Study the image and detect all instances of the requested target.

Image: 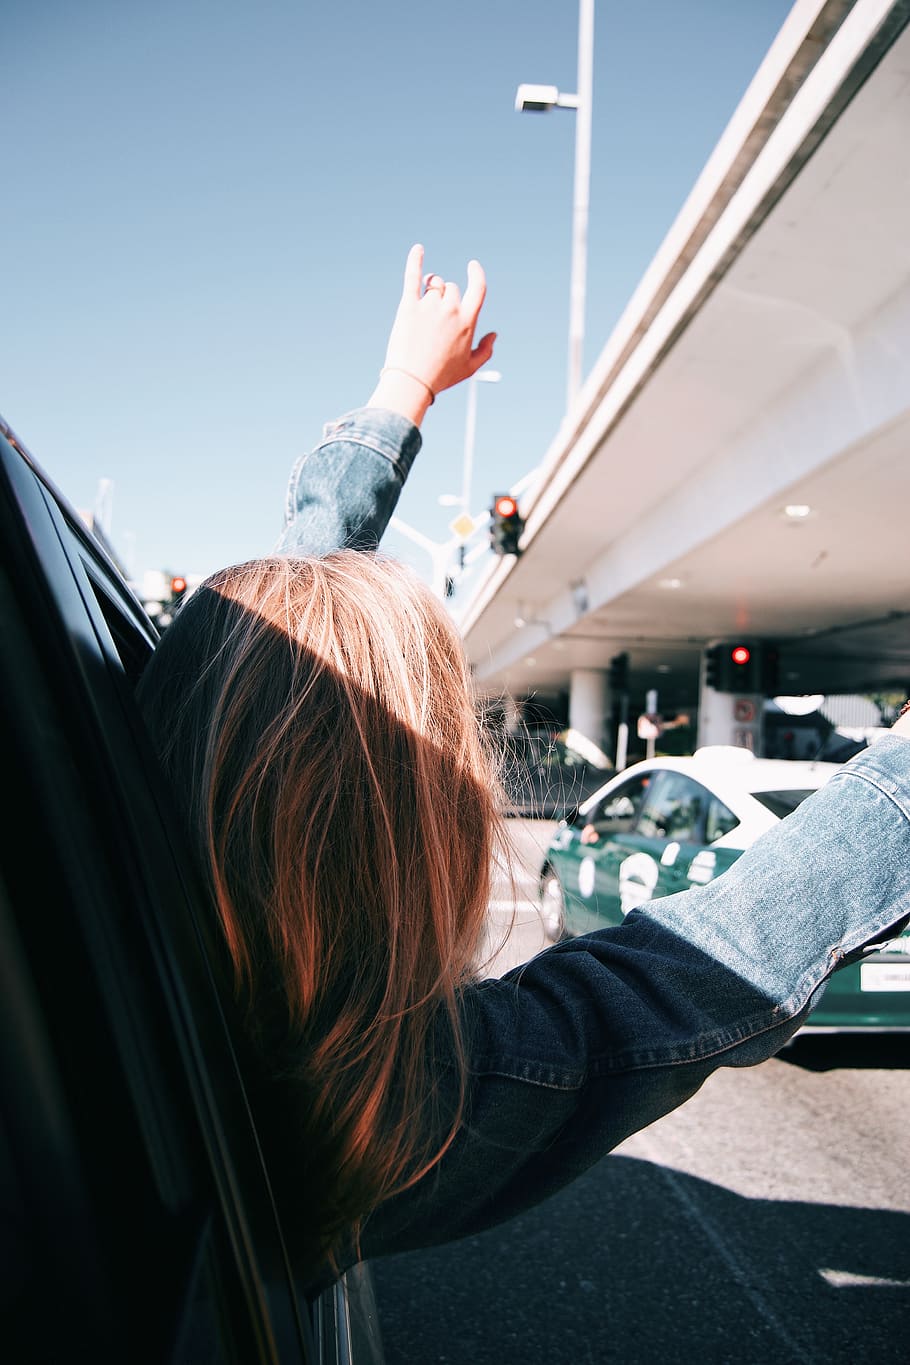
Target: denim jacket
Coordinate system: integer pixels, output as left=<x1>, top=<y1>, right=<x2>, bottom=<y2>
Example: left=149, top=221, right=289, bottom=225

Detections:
left=277, top=408, right=910, bottom=1277
left=276, top=407, right=422, bottom=558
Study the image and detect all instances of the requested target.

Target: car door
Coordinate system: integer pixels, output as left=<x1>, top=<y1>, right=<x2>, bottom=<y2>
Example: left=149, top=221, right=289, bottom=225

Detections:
left=597, top=769, right=731, bottom=917
left=0, top=425, right=384, bottom=1363
left=627, top=771, right=715, bottom=909
left=559, top=772, right=655, bottom=931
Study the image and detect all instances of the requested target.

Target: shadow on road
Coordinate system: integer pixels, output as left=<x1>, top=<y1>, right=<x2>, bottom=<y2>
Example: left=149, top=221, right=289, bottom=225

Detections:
left=371, top=1153, right=910, bottom=1365
left=781, top=1033, right=910, bottom=1071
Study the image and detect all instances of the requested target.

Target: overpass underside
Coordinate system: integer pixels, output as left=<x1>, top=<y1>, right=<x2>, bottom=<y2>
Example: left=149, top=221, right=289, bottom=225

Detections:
left=460, top=0, right=910, bottom=752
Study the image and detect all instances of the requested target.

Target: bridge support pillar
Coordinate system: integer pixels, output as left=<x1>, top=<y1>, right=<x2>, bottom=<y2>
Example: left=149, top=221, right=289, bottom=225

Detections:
left=569, top=668, right=609, bottom=752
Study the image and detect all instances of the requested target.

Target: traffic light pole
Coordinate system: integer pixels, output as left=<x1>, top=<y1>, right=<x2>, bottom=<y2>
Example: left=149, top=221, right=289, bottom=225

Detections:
left=615, top=691, right=629, bottom=771
left=389, top=516, right=459, bottom=599
left=608, top=651, right=631, bottom=769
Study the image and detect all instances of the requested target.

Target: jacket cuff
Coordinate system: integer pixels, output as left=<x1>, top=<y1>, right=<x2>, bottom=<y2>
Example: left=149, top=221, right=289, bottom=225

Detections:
left=319, top=407, right=423, bottom=482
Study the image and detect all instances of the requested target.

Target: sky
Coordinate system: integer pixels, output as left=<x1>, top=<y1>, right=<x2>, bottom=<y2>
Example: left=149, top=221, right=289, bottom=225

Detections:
left=2, top=0, right=796, bottom=598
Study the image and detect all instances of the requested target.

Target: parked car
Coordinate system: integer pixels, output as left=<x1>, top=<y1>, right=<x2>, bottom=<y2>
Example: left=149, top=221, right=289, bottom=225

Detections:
left=0, top=416, right=385, bottom=1363
left=500, top=725, right=614, bottom=819
left=537, top=746, right=910, bottom=1032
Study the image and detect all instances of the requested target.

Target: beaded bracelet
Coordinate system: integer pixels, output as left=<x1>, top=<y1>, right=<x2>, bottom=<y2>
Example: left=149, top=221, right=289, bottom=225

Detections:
left=379, top=367, right=436, bottom=405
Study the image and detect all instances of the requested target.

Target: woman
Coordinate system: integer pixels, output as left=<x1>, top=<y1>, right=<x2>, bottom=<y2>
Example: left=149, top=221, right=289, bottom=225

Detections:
left=137, top=246, right=910, bottom=1289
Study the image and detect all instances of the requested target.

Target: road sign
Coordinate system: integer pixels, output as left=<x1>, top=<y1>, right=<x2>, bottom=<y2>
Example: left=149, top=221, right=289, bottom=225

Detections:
left=449, top=512, right=476, bottom=540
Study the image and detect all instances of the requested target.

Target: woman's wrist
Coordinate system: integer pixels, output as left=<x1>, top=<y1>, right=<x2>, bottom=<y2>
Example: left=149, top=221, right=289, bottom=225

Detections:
left=366, top=368, right=435, bottom=427
left=892, top=701, right=910, bottom=738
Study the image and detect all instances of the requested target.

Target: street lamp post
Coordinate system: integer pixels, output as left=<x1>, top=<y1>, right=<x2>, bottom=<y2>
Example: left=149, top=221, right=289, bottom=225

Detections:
left=458, top=368, right=501, bottom=524
left=515, top=0, right=594, bottom=411
left=432, top=367, right=503, bottom=593
left=390, top=369, right=515, bottom=599
left=439, top=366, right=502, bottom=563
left=388, top=516, right=457, bottom=600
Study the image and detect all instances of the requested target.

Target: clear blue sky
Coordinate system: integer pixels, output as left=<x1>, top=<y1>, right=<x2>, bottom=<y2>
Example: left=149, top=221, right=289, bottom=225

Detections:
left=3, top=0, right=794, bottom=592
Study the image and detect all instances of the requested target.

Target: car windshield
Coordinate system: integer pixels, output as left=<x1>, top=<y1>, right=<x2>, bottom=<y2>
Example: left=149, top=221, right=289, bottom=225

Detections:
left=751, top=788, right=817, bottom=819
left=520, top=727, right=611, bottom=771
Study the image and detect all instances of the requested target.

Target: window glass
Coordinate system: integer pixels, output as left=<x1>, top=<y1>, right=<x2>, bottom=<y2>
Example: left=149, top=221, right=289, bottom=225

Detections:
left=532, top=730, right=610, bottom=772
left=579, top=773, right=653, bottom=842
left=706, top=795, right=739, bottom=843
left=636, top=772, right=707, bottom=843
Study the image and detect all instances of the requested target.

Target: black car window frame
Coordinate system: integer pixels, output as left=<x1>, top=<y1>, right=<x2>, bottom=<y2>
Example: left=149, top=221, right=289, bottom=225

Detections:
left=705, top=793, right=740, bottom=843
left=0, top=432, right=314, bottom=1362
left=751, top=788, right=819, bottom=820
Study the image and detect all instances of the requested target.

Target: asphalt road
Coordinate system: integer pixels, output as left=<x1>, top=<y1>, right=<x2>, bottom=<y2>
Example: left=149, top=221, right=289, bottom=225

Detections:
left=370, top=819, right=910, bottom=1365
left=474, top=816, right=558, bottom=974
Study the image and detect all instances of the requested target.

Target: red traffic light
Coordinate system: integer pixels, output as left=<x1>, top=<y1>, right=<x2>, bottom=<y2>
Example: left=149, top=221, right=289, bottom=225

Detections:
left=730, top=645, right=751, bottom=666
left=490, top=492, right=524, bottom=557
left=170, top=575, right=187, bottom=597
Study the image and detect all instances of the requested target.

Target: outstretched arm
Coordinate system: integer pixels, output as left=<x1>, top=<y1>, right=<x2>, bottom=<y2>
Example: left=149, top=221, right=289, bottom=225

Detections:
left=361, top=731, right=910, bottom=1263
left=277, top=244, right=496, bottom=557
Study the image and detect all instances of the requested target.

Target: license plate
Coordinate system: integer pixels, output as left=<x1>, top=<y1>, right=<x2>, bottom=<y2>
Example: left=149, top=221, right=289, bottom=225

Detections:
left=860, top=961, right=910, bottom=992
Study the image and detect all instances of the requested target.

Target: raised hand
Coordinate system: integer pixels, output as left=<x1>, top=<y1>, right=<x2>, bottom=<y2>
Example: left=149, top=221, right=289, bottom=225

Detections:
left=369, top=244, right=497, bottom=425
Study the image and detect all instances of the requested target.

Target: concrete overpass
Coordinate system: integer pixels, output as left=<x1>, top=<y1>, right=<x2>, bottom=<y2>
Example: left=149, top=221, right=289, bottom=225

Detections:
left=459, top=0, right=910, bottom=750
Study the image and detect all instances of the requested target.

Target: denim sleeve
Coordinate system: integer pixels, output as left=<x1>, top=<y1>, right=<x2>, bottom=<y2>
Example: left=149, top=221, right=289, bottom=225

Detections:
left=274, top=408, right=422, bottom=557
left=360, top=735, right=910, bottom=1260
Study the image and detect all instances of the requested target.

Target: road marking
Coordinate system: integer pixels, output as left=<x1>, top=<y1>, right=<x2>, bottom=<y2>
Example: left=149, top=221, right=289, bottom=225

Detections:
left=620, top=1143, right=814, bottom=1364
left=819, top=1268, right=910, bottom=1289
left=488, top=898, right=539, bottom=912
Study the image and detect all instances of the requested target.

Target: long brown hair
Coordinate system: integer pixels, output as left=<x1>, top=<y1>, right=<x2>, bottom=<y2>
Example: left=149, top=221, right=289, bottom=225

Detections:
left=136, top=552, right=506, bottom=1274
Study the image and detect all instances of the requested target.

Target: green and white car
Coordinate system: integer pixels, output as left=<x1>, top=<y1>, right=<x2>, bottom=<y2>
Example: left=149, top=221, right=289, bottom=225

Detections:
left=538, top=746, right=910, bottom=1032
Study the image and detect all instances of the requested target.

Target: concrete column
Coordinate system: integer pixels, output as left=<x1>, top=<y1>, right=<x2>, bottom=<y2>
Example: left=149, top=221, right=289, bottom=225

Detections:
left=569, top=668, right=609, bottom=750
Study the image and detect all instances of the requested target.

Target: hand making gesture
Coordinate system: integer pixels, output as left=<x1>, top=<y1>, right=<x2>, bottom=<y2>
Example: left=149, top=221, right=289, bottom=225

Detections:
left=368, top=243, right=497, bottom=425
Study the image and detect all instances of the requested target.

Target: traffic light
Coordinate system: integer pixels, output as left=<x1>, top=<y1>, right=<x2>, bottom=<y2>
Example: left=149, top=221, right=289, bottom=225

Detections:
left=489, top=494, right=524, bottom=557
left=609, top=651, right=629, bottom=692
left=167, top=575, right=189, bottom=614
left=730, top=643, right=753, bottom=685
left=704, top=641, right=753, bottom=692
left=704, top=641, right=780, bottom=693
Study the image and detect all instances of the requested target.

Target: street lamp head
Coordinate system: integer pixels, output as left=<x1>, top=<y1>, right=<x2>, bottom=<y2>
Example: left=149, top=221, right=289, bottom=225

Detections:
left=515, top=82, right=559, bottom=112
left=475, top=369, right=502, bottom=384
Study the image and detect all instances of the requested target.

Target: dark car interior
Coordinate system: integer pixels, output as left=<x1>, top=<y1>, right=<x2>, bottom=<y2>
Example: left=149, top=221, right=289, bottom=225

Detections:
left=0, top=423, right=382, bottom=1363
